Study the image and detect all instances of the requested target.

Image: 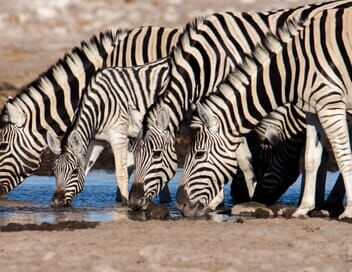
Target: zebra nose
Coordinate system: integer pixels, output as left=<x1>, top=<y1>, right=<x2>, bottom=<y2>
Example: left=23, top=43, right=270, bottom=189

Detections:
left=129, top=182, right=148, bottom=211
left=51, top=190, right=67, bottom=208
left=176, top=185, right=192, bottom=213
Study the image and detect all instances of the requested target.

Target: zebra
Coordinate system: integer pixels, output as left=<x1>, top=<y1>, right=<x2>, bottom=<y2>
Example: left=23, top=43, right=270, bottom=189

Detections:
left=176, top=7, right=352, bottom=219
left=231, top=104, right=307, bottom=206
left=258, top=108, right=352, bottom=217
left=49, top=57, right=170, bottom=207
left=128, top=0, right=351, bottom=211
left=0, top=26, right=180, bottom=199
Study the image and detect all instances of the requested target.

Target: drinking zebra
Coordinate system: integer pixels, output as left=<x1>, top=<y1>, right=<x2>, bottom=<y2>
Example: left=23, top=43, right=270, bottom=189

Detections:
left=231, top=104, right=306, bottom=206
left=49, top=58, right=170, bottom=207
left=0, top=26, right=180, bottom=199
left=177, top=7, right=352, bottom=219
left=128, top=0, right=350, bottom=210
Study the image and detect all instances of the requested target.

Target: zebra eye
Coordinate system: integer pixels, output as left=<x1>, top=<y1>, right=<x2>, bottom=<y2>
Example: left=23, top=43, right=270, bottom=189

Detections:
left=153, top=150, right=162, bottom=159
left=195, top=151, right=206, bottom=160
left=71, top=168, right=79, bottom=176
left=0, top=143, right=8, bottom=150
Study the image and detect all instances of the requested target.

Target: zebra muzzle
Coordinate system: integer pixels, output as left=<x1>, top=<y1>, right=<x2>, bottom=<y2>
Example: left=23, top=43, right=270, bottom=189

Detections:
left=128, top=182, right=150, bottom=211
left=51, top=190, right=70, bottom=208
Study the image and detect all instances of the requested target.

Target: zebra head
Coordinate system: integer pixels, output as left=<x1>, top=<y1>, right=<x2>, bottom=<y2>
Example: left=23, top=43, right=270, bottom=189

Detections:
left=51, top=131, right=85, bottom=207
left=0, top=101, right=43, bottom=197
left=176, top=103, right=239, bottom=216
left=129, top=106, right=177, bottom=210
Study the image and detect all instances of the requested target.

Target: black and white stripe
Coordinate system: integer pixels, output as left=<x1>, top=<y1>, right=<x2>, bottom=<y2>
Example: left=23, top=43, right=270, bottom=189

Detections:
left=129, top=0, right=350, bottom=210
left=231, top=104, right=306, bottom=206
left=178, top=7, right=352, bottom=219
left=50, top=58, right=170, bottom=207
left=0, top=26, right=180, bottom=196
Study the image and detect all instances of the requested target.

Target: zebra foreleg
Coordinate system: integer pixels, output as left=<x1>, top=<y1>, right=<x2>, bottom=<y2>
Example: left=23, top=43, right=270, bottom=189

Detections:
left=159, top=185, right=172, bottom=204
left=293, top=121, right=323, bottom=218
left=235, top=137, right=257, bottom=199
left=317, top=107, right=352, bottom=219
left=110, top=134, right=130, bottom=206
left=324, top=174, right=345, bottom=217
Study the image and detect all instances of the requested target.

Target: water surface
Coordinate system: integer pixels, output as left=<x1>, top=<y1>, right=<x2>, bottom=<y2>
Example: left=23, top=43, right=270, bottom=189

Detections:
left=0, top=169, right=341, bottom=226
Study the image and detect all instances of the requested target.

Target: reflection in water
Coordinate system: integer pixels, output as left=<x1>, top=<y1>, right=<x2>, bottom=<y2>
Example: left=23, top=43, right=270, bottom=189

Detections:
left=0, top=170, right=340, bottom=226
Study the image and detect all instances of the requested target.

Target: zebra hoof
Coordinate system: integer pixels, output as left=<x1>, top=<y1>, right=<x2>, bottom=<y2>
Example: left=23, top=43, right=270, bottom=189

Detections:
left=292, top=207, right=312, bottom=218
left=338, top=207, right=352, bottom=221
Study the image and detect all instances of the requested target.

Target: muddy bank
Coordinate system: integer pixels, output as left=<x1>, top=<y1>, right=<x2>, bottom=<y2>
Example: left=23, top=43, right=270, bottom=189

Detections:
left=0, top=221, right=99, bottom=232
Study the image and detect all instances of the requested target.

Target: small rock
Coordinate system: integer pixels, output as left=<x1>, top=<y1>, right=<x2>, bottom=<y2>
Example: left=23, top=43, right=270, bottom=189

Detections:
left=270, top=204, right=296, bottom=218
left=231, top=202, right=273, bottom=217
left=42, top=251, right=55, bottom=261
left=346, top=245, right=352, bottom=262
left=234, top=218, right=244, bottom=224
left=139, top=245, right=166, bottom=264
left=310, top=209, right=330, bottom=218
left=146, top=202, right=169, bottom=220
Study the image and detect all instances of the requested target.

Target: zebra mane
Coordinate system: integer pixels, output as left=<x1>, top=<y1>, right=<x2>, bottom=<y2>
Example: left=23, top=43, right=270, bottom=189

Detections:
left=171, top=15, right=207, bottom=63
left=189, top=18, right=306, bottom=128
left=141, top=15, right=209, bottom=136
left=220, top=18, right=305, bottom=95
left=1, top=28, right=129, bottom=121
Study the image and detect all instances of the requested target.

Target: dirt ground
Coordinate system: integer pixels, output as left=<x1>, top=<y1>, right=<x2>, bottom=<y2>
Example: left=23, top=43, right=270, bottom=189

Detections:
left=1, top=218, right=352, bottom=272
left=1, top=0, right=349, bottom=271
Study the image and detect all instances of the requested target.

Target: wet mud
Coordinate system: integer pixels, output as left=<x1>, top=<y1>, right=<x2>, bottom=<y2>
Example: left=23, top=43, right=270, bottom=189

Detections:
left=0, top=221, right=99, bottom=232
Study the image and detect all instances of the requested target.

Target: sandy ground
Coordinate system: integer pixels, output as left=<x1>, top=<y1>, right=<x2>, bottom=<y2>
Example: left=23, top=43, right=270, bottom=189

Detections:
left=1, top=218, right=352, bottom=272
left=1, top=0, right=349, bottom=271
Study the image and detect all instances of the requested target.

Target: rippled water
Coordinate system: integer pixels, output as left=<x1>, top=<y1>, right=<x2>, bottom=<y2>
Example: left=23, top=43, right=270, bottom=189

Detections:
left=0, top=169, right=342, bottom=226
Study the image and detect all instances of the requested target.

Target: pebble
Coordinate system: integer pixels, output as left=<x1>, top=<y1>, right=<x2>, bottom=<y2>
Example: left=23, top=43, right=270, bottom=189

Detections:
left=42, top=251, right=55, bottom=261
left=146, top=202, right=170, bottom=220
left=139, top=244, right=166, bottom=264
left=231, top=202, right=274, bottom=218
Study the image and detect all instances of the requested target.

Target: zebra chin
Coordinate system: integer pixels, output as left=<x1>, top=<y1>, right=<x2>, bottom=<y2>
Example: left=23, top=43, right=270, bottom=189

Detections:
left=128, top=182, right=150, bottom=211
left=51, top=190, right=72, bottom=208
left=176, top=185, right=208, bottom=217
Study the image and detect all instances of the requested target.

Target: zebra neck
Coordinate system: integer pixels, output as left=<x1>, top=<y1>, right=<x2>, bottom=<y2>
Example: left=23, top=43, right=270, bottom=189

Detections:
left=160, top=0, right=351, bottom=137
left=211, top=18, right=308, bottom=138
left=6, top=30, right=118, bottom=141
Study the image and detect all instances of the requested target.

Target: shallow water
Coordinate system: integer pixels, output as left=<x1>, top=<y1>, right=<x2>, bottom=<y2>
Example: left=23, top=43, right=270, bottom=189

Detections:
left=0, top=169, right=341, bottom=226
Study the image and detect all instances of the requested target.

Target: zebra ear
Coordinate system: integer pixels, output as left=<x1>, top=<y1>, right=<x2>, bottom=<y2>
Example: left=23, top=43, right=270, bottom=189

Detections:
left=5, top=102, right=26, bottom=127
left=128, top=104, right=144, bottom=138
left=47, top=131, right=62, bottom=155
left=68, top=131, right=83, bottom=155
left=196, top=102, right=219, bottom=133
left=156, top=106, right=169, bottom=131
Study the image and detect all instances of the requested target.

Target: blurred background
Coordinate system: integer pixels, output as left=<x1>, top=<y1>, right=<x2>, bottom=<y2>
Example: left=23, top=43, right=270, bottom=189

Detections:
left=0, top=0, right=321, bottom=173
